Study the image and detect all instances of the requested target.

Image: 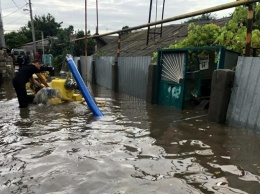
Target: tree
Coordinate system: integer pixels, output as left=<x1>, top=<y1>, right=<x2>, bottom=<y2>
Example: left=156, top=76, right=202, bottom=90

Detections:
left=49, top=25, right=74, bottom=70
left=119, top=26, right=132, bottom=35
left=73, top=30, right=85, bottom=56
left=217, top=4, right=260, bottom=54
left=5, top=32, right=28, bottom=49
left=185, top=13, right=217, bottom=23
left=4, top=13, right=97, bottom=71
left=161, top=4, right=260, bottom=56
left=87, top=36, right=96, bottom=56
left=171, top=23, right=220, bottom=48
left=4, top=13, right=63, bottom=49
left=27, top=13, right=63, bottom=42
left=71, top=30, right=96, bottom=57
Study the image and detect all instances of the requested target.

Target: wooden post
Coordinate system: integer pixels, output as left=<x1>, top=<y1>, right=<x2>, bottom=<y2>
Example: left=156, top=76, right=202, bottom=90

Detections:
left=244, top=3, right=254, bottom=56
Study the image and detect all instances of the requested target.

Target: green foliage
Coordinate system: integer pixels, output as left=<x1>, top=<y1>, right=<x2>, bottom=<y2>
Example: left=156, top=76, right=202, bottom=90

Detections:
left=5, top=13, right=62, bottom=49
left=33, top=13, right=63, bottom=39
left=50, top=25, right=74, bottom=55
left=53, top=55, right=64, bottom=72
left=216, top=20, right=246, bottom=54
left=152, top=3, right=260, bottom=60
left=231, top=6, right=247, bottom=26
left=49, top=25, right=74, bottom=70
left=4, top=11, right=97, bottom=74
left=87, top=38, right=96, bottom=56
left=119, top=26, right=132, bottom=35
left=173, top=23, right=221, bottom=48
left=254, top=3, right=260, bottom=30
left=71, top=30, right=96, bottom=56
left=48, top=27, right=97, bottom=69
left=216, top=4, right=260, bottom=54
left=185, top=13, right=217, bottom=23
left=252, top=29, right=260, bottom=53
left=5, top=32, right=28, bottom=49
left=73, top=30, right=85, bottom=56
left=93, top=50, right=106, bottom=58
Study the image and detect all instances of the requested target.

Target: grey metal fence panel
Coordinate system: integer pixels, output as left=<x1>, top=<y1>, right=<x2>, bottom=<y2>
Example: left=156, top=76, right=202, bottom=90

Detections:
left=95, top=56, right=114, bottom=89
left=80, top=56, right=87, bottom=82
left=118, top=56, right=151, bottom=100
left=73, top=57, right=80, bottom=69
left=87, top=56, right=93, bottom=82
left=79, top=56, right=93, bottom=82
left=227, top=57, right=260, bottom=130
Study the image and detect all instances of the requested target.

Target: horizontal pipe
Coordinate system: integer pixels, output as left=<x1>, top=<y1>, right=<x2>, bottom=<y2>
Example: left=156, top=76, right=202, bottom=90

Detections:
left=72, top=0, right=259, bottom=42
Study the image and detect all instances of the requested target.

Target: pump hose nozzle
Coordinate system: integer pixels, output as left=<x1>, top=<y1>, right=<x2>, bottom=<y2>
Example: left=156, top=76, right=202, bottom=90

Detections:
left=64, top=79, right=78, bottom=90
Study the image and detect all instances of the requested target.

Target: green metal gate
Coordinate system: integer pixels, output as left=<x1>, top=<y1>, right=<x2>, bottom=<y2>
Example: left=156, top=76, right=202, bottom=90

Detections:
left=154, top=46, right=238, bottom=109
left=156, top=51, right=187, bottom=109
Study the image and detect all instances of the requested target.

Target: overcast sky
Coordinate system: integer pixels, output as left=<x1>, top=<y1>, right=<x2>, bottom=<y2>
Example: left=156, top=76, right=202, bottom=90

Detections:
left=1, top=0, right=235, bottom=35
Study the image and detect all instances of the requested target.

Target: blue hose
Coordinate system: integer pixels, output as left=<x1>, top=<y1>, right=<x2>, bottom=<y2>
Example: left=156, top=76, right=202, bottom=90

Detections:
left=66, top=56, right=103, bottom=117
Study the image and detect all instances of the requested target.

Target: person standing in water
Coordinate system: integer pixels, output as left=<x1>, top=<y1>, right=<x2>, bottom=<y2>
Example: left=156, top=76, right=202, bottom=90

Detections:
left=12, top=60, right=49, bottom=108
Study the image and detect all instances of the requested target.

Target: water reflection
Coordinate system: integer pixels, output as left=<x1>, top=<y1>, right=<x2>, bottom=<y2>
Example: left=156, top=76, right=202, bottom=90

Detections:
left=0, top=80, right=259, bottom=194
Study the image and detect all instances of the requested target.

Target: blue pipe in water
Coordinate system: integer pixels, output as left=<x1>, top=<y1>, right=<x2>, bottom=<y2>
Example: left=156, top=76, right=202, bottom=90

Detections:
left=66, top=56, right=103, bottom=117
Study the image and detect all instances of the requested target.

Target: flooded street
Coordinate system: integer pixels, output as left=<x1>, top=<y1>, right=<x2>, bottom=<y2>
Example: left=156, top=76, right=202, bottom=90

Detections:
left=0, top=78, right=260, bottom=194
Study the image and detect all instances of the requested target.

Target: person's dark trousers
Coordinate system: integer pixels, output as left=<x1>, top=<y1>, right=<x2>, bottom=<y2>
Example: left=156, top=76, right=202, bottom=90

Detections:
left=12, top=78, right=29, bottom=108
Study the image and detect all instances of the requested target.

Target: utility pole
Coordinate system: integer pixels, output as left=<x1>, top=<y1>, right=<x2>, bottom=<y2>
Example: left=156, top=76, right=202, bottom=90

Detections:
left=96, top=0, right=99, bottom=35
left=41, top=31, right=44, bottom=56
left=0, top=0, right=5, bottom=48
left=29, top=0, right=36, bottom=56
left=160, top=0, right=166, bottom=38
left=245, top=3, right=254, bottom=56
left=146, top=0, right=153, bottom=45
left=85, top=0, right=88, bottom=82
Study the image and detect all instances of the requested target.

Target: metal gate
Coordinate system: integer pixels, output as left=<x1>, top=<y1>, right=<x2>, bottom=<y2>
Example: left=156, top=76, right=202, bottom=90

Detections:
left=155, top=51, right=187, bottom=109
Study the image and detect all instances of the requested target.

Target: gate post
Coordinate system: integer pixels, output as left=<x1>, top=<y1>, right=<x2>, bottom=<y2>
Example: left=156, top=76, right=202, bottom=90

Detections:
left=208, top=69, right=235, bottom=124
left=91, top=59, right=96, bottom=84
left=112, top=60, right=118, bottom=92
left=146, top=63, right=156, bottom=103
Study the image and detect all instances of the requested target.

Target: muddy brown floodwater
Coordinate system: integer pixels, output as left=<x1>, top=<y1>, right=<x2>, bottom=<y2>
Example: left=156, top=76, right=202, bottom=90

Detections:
left=0, top=78, right=260, bottom=194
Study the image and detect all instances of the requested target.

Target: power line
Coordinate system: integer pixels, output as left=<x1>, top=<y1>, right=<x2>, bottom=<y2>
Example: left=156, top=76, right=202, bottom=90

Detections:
left=3, top=4, right=27, bottom=18
left=11, top=0, right=19, bottom=9
left=4, top=14, right=29, bottom=26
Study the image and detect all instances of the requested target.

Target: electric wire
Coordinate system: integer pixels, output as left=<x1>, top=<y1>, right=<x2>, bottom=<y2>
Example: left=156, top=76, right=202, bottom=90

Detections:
left=2, top=4, right=27, bottom=18
left=4, top=14, right=29, bottom=26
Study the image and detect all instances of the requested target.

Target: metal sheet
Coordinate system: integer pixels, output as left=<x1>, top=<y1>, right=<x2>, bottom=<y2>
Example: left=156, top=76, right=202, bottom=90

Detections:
left=227, top=57, right=260, bottom=130
left=118, top=56, right=151, bottom=100
left=95, top=56, right=114, bottom=89
left=79, top=56, right=93, bottom=83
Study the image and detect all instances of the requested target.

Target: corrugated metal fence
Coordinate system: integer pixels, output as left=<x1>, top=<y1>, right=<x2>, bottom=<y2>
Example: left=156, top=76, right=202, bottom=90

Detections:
left=95, top=57, right=114, bottom=89
left=118, top=56, right=151, bottom=100
left=79, top=56, right=93, bottom=82
left=227, top=57, right=260, bottom=130
left=76, top=55, right=260, bottom=130
left=94, top=56, right=151, bottom=100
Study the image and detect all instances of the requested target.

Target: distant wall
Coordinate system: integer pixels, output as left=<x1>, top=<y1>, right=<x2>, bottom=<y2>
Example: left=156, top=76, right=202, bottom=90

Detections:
left=227, top=57, right=260, bottom=130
